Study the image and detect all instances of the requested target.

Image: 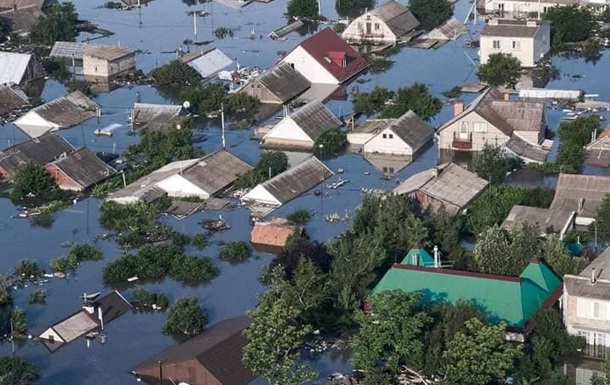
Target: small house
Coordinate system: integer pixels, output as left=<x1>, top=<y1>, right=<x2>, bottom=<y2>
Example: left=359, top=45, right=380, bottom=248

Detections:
left=0, top=52, right=45, bottom=86
left=45, top=147, right=117, bottom=191
left=280, top=28, right=369, bottom=85
left=180, top=47, right=233, bottom=79
left=49, top=41, right=89, bottom=64
left=393, top=163, right=489, bottom=216
left=341, top=0, right=420, bottom=44
left=107, top=149, right=252, bottom=204
left=424, top=18, right=468, bottom=41
left=563, top=246, right=610, bottom=359
left=549, top=173, right=610, bottom=227
left=251, top=219, right=303, bottom=249
left=501, top=205, right=574, bottom=237
left=14, top=91, right=99, bottom=138
left=0, top=134, right=73, bottom=178
left=131, top=103, right=187, bottom=132
left=585, top=125, right=610, bottom=167
left=0, top=0, right=52, bottom=36
left=239, top=62, right=310, bottom=104
left=262, top=100, right=342, bottom=150
left=480, top=19, right=550, bottom=68
left=0, top=85, right=30, bottom=117
left=132, top=316, right=254, bottom=385
left=83, top=45, right=136, bottom=79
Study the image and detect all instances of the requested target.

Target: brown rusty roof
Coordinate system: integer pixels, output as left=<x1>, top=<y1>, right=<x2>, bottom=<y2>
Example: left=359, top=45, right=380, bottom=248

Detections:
left=0, top=85, right=29, bottom=116
left=49, top=147, right=117, bottom=189
left=251, top=220, right=302, bottom=247
left=84, top=45, right=134, bottom=62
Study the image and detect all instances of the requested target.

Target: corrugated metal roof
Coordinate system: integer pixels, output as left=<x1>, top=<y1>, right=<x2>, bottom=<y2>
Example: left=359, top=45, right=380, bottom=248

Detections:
left=50, top=147, right=117, bottom=189
left=84, top=45, right=134, bottom=61
left=181, top=48, right=232, bottom=78
left=426, top=18, right=467, bottom=40
left=501, top=205, right=572, bottom=235
left=0, top=52, right=31, bottom=85
left=289, top=99, right=342, bottom=142
left=504, top=136, right=549, bottom=163
left=50, top=41, right=89, bottom=60
left=180, top=150, right=253, bottom=195
left=242, top=62, right=310, bottom=103
left=370, top=0, right=420, bottom=38
left=132, top=103, right=185, bottom=131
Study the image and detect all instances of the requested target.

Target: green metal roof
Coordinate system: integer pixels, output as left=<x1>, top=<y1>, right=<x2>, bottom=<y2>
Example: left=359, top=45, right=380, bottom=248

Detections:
left=373, top=261, right=562, bottom=328
left=400, top=247, right=435, bottom=267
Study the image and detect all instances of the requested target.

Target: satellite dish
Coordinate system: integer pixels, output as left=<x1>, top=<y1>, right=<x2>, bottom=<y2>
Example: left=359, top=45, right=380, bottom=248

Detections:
left=178, top=383, right=191, bottom=385
left=183, top=101, right=191, bottom=109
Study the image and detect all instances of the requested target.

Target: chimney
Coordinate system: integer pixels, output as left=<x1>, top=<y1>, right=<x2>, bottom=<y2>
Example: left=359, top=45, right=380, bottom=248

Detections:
left=503, top=93, right=510, bottom=101
left=412, top=252, right=417, bottom=266
left=433, top=245, right=440, bottom=268
left=453, top=101, right=464, bottom=117
left=578, top=198, right=584, bottom=213
left=591, top=129, right=597, bottom=144
left=432, top=166, right=441, bottom=177
left=592, top=268, right=597, bottom=284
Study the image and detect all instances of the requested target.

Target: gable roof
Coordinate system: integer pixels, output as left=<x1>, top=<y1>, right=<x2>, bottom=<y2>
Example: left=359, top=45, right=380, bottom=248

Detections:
left=370, top=0, right=420, bottom=38
left=501, top=205, right=573, bottom=235
left=0, top=133, right=74, bottom=177
left=295, top=28, right=369, bottom=83
left=50, top=41, right=89, bottom=60
left=0, top=52, right=31, bottom=85
left=373, top=260, right=562, bottom=328
left=251, top=219, right=302, bottom=247
left=425, top=18, right=468, bottom=40
left=384, top=110, right=434, bottom=151
left=550, top=174, right=610, bottom=218
left=565, top=246, right=610, bottom=301
left=133, top=316, right=254, bottom=385
left=248, top=62, right=310, bottom=103
left=401, top=246, right=435, bottom=267
left=0, top=85, right=29, bottom=117
left=48, top=147, right=117, bottom=189
left=180, top=47, right=233, bottom=78
left=179, top=149, right=253, bottom=195
left=132, top=103, right=185, bottom=132
left=585, top=125, right=610, bottom=167
left=504, top=136, right=549, bottom=163
left=289, top=99, right=342, bottom=142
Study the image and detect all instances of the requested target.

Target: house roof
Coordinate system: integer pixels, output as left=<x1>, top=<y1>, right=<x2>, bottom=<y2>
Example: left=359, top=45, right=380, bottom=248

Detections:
left=289, top=99, right=342, bottom=142
left=180, top=47, right=233, bottom=78
left=248, top=62, right=310, bottom=103
left=244, top=156, right=334, bottom=205
left=132, top=103, right=185, bottom=132
left=565, top=246, right=610, bottom=301
left=501, top=205, right=573, bottom=235
left=385, top=110, right=434, bottom=152
left=179, top=150, right=253, bottom=195
left=50, top=41, right=89, bottom=60
left=294, top=28, right=369, bottom=83
left=0, top=3, right=45, bottom=32
left=394, top=163, right=489, bottom=215
left=373, top=260, right=562, bottom=328
left=49, top=147, right=117, bottom=189
left=370, top=0, right=420, bottom=38
left=0, top=52, right=31, bottom=85
left=133, top=316, right=255, bottom=385
left=0, top=133, right=73, bottom=177
left=504, top=136, right=549, bottom=163
left=482, top=19, right=549, bottom=38
left=401, top=246, right=435, bottom=267
left=0, top=85, right=29, bottom=117
left=550, top=174, right=610, bottom=218
left=585, top=126, right=610, bottom=166
left=251, top=219, right=302, bottom=247
left=426, top=18, right=468, bottom=40
left=84, top=45, right=134, bottom=61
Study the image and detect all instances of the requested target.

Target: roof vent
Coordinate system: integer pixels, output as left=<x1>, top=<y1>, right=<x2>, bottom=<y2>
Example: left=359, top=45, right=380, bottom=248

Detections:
left=591, top=267, right=597, bottom=284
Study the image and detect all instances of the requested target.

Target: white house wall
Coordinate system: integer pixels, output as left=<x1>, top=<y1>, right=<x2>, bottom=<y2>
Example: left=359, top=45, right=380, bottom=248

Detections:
left=363, top=128, right=413, bottom=156
left=280, top=46, right=338, bottom=84
left=242, top=185, right=281, bottom=206
left=156, top=174, right=210, bottom=199
left=39, top=327, right=65, bottom=343
left=347, top=132, right=375, bottom=146
left=342, top=13, right=397, bottom=44
left=263, top=116, right=315, bottom=148
left=485, top=0, right=568, bottom=16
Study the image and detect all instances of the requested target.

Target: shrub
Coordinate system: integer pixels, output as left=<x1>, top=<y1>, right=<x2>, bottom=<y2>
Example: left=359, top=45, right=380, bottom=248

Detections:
left=14, top=261, right=43, bottom=282
left=163, top=297, right=207, bottom=336
left=191, top=233, right=209, bottom=250
left=219, top=241, right=253, bottom=264
left=314, top=129, right=348, bottom=157
left=131, top=289, right=169, bottom=311
left=286, top=209, right=311, bottom=225
left=50, top=244, right=103, bottom=273
left=28, top=289, right=46, bottom=305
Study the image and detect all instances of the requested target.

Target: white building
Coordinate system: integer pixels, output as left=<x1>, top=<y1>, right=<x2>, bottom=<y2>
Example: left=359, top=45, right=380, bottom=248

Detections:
left=341, top=0, right=420, bottom=44
left=480, top=19, right=550, bottom=68
left=483, top=0, right=582, bottom=17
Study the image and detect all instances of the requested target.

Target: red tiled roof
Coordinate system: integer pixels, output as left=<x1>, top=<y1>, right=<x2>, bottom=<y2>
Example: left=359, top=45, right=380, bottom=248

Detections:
left=297, top=28, right=369, bottom=83
left=250, top=221, right=302, bottom=247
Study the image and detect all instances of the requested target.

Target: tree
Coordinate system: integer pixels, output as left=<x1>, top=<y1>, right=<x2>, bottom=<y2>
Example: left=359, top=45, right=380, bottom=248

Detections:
left=234, top=151, right=288, bottom=189
left=477, top=53, right=522, bottom=88
left=152, top=60, right=202, bottom=90
left=380, top=83, right=442, bottom=121
left=473, top=144, right=522, bottom=184
left=287, top=0, right=319, bottom=19
left=162, top=297, right=207, bottom=337
left=30, top=3, right=78, bottom=45
left=540, top=235, right=588, bottom=277
left=11, top=308, right=27, bottom=338
left=443, top=318, right=521, bottom=385
left=425, top=207, right=462, bottom=260
left=543, top=6, right=595, bottom=51
left=335, top=0, right=374, bottom=18
left=286, top=209, right=311, bottom=225
left=352, top=86, right=393, bottom=115
left=555, top=115, right=600, bottom=173
left=353, top=291, right=430, bottom=372
left=409, top=0, right=453, bottom=31
left=269, top=238, right=333, bottom=280
left=314, top=129, right=348, bottom=157
left=11, top=162, right=54, bottom=200
left=219, top=241, right=252, bottom=264
left=0, top=356, right=40, bottom=385
left=597, top=194, right=610, bottom=242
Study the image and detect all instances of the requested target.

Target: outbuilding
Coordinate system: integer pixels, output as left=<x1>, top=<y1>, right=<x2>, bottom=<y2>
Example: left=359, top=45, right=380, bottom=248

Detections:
left=0, top=134, right=73, bottom=179
left=45, top=147, right=117, bottom=191
left=83, top=45, right=136, bottom=79
left=239, top=62, right=310, bottom=104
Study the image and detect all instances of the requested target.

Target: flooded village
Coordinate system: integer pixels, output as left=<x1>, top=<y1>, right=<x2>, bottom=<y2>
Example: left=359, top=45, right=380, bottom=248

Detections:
left=1, top=0, right=610, bottom=384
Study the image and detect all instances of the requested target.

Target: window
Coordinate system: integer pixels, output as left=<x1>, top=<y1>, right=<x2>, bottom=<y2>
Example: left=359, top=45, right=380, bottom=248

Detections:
left=382, top=167, right=388, bottom=173
left=492, top=40, right=501, bottom=49
left=389, top=133, right=394, bottom=139
left=389, top=167, right=395, bottom=173
left=382, top=133, right=387, bottom=139
left=374, top=23, right=380, bottom=30
left=577, top=298, right=609, bottom=320
left=473, top=122, right=488, bottom=133
left=512, top=40, right=521, bottom=50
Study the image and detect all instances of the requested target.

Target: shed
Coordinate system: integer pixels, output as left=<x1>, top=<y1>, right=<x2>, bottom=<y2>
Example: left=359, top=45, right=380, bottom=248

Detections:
left=251, top=219, right=303, bottom=248
left=14, top=91, right=99, bottom=138
left=239, top=62, right=310, bottom=104
left=0, top=52, right=44, bottom=86
left=180, top=47, right=233, bottom=79
left=0, top=133, right=74, bottom=178
left=50, top=41, right=89, bottom=61
left=362, top=110, right=434, bottom=157
left=131, top=103, right=187, bottom=132
left=550, top=174, right=610, bottom=226
left=83, top=45, right=136, bottom=79
left=45, top=147, right=117, bottom=191
left=501, top=205, right=574, bottom=237
left=262, top=100, right=342, bottom=150
left=503, top=136, right=549, bottom=164
left=133, top=316, right=254, bottom=385
left=0, top=85, right=30, bottom=117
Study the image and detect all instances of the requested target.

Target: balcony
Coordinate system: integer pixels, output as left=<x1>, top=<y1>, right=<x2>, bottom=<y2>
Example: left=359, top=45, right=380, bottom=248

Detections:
left=452, top=132, right=473, bottom=150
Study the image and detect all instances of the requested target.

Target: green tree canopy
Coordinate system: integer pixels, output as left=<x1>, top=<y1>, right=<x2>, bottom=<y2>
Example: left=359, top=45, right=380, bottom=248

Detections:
left=11, top=162, right=54, bottom=200
left=543, top=6, right=595, bottom=51
left=314, top=129, right=348, bottom=157
left=234, top=151, right=288, bottom=189
left=409, top=0, right=453, bottom=31
left=335, top=0, right=374, bottom=18
left=30, top=2, right=78, bottom=45
left=596, top=193, right=610, bottom=242
left=477, top=53, right=522, bottom=88
left=287, top=0, right=319, bottom=19
left=473, top=144, right=522, bottom=185
left=443, top=318, right=521, bottom=385
left=351, top=84, right=441, bottom=121
left=162, top=297, right=207, bottom=337
left=0, top=356, right=40, bottom=385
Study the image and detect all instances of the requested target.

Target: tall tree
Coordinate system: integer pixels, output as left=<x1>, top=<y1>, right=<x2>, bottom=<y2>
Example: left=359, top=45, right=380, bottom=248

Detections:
left=597, top=193, right=610, bottom=242
left=473, top=144, right=522, bottom=185
left=425, top=207, right=462, bottom=260
left=352, top=291, right=431, bottom=372
left=443, top=318, right=521, bottom=385
left=0, top=356, right=40, bottom=385
left=162, top=297, right=207, bottom=337
left=477, top=53, right=522, bottom=88
left=543, top=6, right=595, bottom=51
left=30, top=3, right=78, bottom=45
left=11, top=162, right=54, bottom=200
left=380, top=83, right=442, bottom=121
left=472, top=225, right=512, bottom=274
left=335, top=0, right=374, bottom=18
left=409, top=0, right=453, bottom=31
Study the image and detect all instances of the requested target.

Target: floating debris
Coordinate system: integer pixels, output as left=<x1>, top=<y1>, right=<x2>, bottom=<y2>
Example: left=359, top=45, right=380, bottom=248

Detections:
left=200, top=216, right=230, bottom=232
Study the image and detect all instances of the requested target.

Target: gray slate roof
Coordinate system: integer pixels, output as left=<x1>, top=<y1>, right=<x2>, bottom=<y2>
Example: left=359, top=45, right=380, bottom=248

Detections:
left=0, top=85, right=29, bottom=116
left=370, top=0, right=420, bottom=38
left=0, top=133, right=73, bottom=177
left=386, top=110, right=433, bottom=152
left=18, top=90, right=98, bottom=129
left=290, top=100, right=342, bottom=142
left=84, top=45, right=134, bottom=61
left=482, top=19, right=549, bottom=38
left=50, top=147, right=116, bottom=189
left=132, top=103, right=185, bottom=132
left=565, top=246, right=610, bottom=301
left=501, top=205, right=572, bottom=235
left=180, top=150, right=253, bottom=195
left=252, top=156, right=333, bottom=204
left=249, top=62, right=310, bottom=103
left=504, top=136, right=549, bottom=163
left=550, top=174, right=610, bottom=218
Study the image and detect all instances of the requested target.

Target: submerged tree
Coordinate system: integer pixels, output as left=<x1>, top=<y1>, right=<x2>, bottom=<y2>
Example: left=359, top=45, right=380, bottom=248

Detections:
left=287, top=0, right=318, bottom=19
left=314, top=129, right=348, bottom=157
left=162, top=297, right=207, bottom=337
left=335, top=0, right=374, bottom=18
left=11, top=162, right=54, bottom=200
left=0, top=356, right=40, bottom=385
left=30, top=2, right=78, bottom=45
left=477, top=53, right=522, bottom=88
left=409, top=0, right=453, bottom=31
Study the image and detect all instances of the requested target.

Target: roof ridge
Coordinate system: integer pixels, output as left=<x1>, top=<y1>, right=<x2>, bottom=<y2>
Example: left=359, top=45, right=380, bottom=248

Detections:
left=392, top=263, right=522, bottom=282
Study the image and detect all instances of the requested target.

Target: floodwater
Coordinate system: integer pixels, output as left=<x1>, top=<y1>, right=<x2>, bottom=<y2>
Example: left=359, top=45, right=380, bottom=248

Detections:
left=0, top=0, right=609, bottom=383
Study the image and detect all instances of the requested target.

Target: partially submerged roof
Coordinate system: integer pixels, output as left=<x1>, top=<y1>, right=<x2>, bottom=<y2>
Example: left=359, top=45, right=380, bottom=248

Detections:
left=0, top=52, right=32, bottom=85
left=482, top=19, right=549, bottom=38
left=0, top=0, right=46, bottom=33
left=550, top=174, right=610, bottom=218
left=179, top=150, right=253, bottom=195
left=373, top=260, right=562, bottom=328
left=0, top=133, right=73, bottom=177
left=132, top=103, right=185, bottom=131
left=385, top=110, right=434, bottom=151
left=292, top=28, right=369, bottom=83
left=504, top=136, right=549, bottom=163
left=49, top=147, right=117, bottom=189
left=425, top=18, right=468, bottom=40
left=133, top=316, right=254, bottom=385
left=370, top=0, right=420, bottom=38
left=180, top=47, right=233, bottom=78
left=84, top=45, right=134, bottom=61
left=289, top=100, right=342, bottom=142
left=246, top=62, right=310, bottom=103
left=0, top=85, right=29, bottom=117
left=251, top=219, right=302, bottom=247
left=501, top=205, right=573, bottom=235
left=50, top=41, right=89, bottom=60
left=565, top=246, right=610, bottom=301
left=49, top=310, right=99, bottom=343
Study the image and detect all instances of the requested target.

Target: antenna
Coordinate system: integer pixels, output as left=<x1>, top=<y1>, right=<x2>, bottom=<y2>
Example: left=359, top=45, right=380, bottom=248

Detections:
left=221, top=103, right=226, bottom=149
left=98, top=307, right=104, bottom=331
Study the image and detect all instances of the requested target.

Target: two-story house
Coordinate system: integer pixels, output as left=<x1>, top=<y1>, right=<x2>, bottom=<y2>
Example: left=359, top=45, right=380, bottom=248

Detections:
left=564, top=246, right=610, bottom=359
left=480, top=19, right=550, bottom=68
left=483, top=0, right=582, bottom=18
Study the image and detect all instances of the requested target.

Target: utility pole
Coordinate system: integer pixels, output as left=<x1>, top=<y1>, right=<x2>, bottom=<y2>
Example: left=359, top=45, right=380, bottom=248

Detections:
left=186, top=10, right=204, bottom=43
left=221, top=103, right=226, bottom=149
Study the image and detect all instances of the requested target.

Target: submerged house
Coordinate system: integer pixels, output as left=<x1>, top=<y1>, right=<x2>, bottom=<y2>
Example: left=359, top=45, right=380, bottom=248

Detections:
left=424, top=18, right=468, bottom=41
left=374, top=247, right=563, bottom=337
left=0, top=52, right=45, bottom=87
left=262, top=100, right=342, bottom=150
left=14, top=91, right=99, bottom=138
left=239, top=62, right=310, bottom=104
left=393, top=163, right=489, bottom=216
left=107, top=149, right=252, bottom=204
left=131, top=103, right=187, bottom=132
left=180, top=47, right=233, bottom=79
left=341, top=0, right=420, bottom=44
left=0, top=133, right=74, bottom=179
left=0, top=0, right=52, bottom=36
left=50, top=41, right=89, bottom=63
left=0, top=85, right=30, bottom=117
left=132, top=316, right=254, bottom=385
left=280, top=28, right=369, bottom=85
left=45, top=147, right=117, bottom=191
left=251, top=219, right=303, bottom=249
left=83, top=45, right=136, bottom=79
